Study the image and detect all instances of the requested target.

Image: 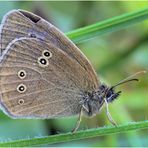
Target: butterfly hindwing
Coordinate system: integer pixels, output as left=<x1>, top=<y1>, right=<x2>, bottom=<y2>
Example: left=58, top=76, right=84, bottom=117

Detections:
left=0, top=38, right=92, bottom=118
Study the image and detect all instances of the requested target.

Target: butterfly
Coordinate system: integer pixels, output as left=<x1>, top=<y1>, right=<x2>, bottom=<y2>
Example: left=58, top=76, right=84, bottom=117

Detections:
left=0, top=10, right=140, bottom=132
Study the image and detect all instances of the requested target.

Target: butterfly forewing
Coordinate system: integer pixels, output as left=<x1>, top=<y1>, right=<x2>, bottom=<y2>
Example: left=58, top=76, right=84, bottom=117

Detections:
left=0, top=10, right=99, bottom=90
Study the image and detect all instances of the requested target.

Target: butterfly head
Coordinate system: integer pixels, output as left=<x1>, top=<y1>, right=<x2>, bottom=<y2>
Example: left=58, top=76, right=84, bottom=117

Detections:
left=98, top=84, right=121, bottom=103
left=82, top=77, right=139, bottom=117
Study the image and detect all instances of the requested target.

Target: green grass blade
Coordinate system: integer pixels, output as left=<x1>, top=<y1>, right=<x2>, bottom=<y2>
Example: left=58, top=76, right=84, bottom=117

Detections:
left=0, top=120, right=148, bottom=147
left=66, top=8, right=148, bottom=43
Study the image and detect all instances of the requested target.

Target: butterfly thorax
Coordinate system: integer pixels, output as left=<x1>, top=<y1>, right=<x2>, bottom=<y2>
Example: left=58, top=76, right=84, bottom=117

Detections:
left=81, top=84, right=121, bottom=117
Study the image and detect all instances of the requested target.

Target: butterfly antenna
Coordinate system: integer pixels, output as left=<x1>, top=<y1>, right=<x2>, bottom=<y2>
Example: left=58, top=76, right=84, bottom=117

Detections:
left=111, top=70, right=146, bottom=89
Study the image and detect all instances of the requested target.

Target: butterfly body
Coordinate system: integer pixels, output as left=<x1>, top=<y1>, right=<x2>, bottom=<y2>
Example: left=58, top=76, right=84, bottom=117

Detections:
left=81, top=85, right=121, bottom=117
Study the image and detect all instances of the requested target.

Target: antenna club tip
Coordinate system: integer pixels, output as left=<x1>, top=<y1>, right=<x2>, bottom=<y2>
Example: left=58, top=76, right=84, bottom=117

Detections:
left=132, top=78, right=139, bottom=82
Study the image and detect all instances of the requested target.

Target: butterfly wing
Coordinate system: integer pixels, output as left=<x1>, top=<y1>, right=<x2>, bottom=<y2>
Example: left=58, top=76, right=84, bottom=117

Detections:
left=0, top=9, right=99, bottom=90
left=0, top=38, right=93, bottom=118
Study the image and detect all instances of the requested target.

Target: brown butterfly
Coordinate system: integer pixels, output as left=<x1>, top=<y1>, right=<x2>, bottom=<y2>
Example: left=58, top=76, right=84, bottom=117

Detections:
left=0, top=10, right=141, bottom=133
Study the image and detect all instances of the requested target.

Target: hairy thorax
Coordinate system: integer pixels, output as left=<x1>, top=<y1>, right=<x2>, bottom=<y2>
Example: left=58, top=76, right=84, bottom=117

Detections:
left=80, top=84, right=121, bottom=117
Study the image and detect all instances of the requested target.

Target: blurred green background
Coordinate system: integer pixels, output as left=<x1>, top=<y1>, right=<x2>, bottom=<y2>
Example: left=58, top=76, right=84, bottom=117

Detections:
left=0, top=1, right=148, bottom=147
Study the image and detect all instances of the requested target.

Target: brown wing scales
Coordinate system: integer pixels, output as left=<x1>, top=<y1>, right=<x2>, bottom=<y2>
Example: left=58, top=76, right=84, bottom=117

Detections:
left=0, top=38, right=90, bottom=118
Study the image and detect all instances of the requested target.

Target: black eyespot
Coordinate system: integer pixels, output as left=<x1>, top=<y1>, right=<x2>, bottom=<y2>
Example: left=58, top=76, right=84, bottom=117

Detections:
left=44, top=51, right=50, bottom=57
left=18, top=99, right=24, bottom=105
left=18, top=70, right=26, bottom=79
left=40, top=58, right=47, bottom=65
left=20, top=72, right=25, bottom=77
left=17, top=84, right=27, bottom=93
left=19, top=86, right=25, bottom=91
left=42, top=50, right=52, bottom=59
left=38, top=57, right=49, bottom=67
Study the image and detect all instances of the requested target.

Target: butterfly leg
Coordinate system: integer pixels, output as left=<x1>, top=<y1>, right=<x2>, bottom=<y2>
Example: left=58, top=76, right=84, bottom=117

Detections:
left=104, top=98, right=117, bottom=126
left=71, top=107, right=83, bottom=133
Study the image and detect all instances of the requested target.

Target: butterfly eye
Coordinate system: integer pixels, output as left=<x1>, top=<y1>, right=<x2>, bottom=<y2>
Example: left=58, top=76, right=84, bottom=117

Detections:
left=42, top=50, right=52, bottom=59
left=38, top=57, right=49, bottom=67
left=18, top=70, right=26, bottom=79
left=17, top=84, right=27, bottom=93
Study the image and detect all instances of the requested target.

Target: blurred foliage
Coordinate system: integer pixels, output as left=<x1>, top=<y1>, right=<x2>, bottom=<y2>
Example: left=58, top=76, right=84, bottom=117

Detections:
left=0, top=1, right=148, bottom=147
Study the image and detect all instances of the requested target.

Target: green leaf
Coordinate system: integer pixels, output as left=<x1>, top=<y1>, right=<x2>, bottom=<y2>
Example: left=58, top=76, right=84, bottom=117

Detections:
left=0, top=120, right=148, bottom=147
left=66, top=8, right=148, bottom=43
